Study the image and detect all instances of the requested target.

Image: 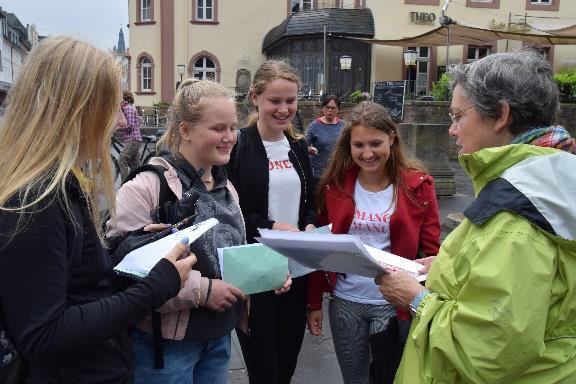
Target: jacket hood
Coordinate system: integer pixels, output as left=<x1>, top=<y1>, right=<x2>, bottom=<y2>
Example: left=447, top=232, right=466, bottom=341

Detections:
left=461, top=144, right=576, bottom=241
left=458, top=144, right=557, bottom=195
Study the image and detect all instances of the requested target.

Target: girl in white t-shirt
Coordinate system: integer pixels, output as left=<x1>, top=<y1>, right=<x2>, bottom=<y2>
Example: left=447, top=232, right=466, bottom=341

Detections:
left=228, top=60, right=317, bottom=384
left=307, top=101, right=441, bottom=384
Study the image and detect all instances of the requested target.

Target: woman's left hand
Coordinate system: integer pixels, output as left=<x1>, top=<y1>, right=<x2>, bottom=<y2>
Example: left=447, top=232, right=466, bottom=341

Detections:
left=274, top=273, right=292, bottom=295
left=375, top=270, right=426, bottom=308
left=304, top=224, right=316, bottom=232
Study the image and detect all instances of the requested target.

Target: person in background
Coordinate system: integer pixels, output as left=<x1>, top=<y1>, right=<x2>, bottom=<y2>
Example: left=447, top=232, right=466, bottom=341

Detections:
left=0, top=36, right=195, bottom=384
left=378, top=50, right=576, bottom=384
left=116, top=107, right=128, bottom=130
left=118, top=90, right=142, bottom=179
left=306, top=94, right=345, bottom=186
left=307, top=101, right=440, bottom=384
left=228, top=60, right=316, bottom=384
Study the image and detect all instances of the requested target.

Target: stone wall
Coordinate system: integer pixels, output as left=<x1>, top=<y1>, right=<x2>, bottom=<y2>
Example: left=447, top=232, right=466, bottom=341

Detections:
left=403, top=101, right=576, bottom=159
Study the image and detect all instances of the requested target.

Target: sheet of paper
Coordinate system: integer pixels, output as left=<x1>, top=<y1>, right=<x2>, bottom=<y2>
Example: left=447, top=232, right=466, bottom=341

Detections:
left=114, top=218, right=219, bottom=279
left=256, top=230, right=382, bottom=278
left=256, top=229, right=427, bottom=281
left=364, top=245, right=427, bottom=282
left=217, top=244, right=288, bottom=295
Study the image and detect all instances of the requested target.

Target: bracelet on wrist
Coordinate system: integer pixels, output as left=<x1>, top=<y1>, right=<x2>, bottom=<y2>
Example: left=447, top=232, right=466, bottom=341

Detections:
left=204, top=278, right=212, bottom=306
left=409, top=289, right=430, bottom=316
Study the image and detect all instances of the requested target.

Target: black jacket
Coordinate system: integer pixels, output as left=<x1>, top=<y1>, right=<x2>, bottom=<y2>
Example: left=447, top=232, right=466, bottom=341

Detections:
left=0, top=178, right=181, bottom=384
left=228, top=124, right=316, bottom=242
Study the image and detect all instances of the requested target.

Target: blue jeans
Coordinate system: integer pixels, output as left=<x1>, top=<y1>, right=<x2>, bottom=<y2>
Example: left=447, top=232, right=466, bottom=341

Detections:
left=132, top=329, right=231, bottom=384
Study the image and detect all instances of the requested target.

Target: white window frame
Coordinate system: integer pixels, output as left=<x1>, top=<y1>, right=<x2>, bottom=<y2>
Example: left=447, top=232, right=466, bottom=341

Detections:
left=196, top=0, right=214, bottom=21
left=530, top=0, right=551, bottom=3
left=141, top=0, right=151, bottom=22
left=141, top=57, right=152, bottom=91
left=291, top=0, right=314, bottom=11
left=193, top=57, right=216, bottom=81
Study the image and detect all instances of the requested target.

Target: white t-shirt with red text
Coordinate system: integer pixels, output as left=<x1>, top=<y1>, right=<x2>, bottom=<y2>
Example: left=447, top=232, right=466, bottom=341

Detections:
left=334, top=180, right=395, bottom=305
left=263, top=137, right=301, bottom=229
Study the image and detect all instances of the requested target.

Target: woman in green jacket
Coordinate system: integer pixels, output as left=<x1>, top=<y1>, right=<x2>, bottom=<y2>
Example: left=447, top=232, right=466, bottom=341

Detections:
left=378, top=50, right=576, bottom=383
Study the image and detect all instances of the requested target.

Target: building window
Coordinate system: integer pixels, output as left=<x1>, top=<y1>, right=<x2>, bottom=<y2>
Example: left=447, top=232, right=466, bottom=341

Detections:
left=467, top=46, right=490, bottom=62
left=466, top=0, right=500, bottom=8
left=525, top=0, right=559, bottom=10
left=192, top=0, right=219, bottom=24
left=193, top=57, right=216, bottom=80
left=141, top=58, right=152, bottom=90
left=136, top=53, right=155, bottom=94
left=291, top=0, right=314, bottom=11
left=136, top=0, right=155, bottom=24
left=141, top=0, right=151, bottom=21
left=197, top=0, right=213, bottom=20
left=189, top=51, right=221, bottom=82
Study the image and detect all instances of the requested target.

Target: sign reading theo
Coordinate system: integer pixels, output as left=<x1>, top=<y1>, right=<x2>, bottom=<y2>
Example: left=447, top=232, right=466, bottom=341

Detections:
left=410, top=12, right=436, bottom=24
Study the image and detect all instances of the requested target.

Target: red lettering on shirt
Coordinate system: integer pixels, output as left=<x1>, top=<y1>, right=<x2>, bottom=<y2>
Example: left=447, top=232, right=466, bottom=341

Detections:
left=354, top=210, right=391, bottom=223
left=269, top=160, right=293, bottom=170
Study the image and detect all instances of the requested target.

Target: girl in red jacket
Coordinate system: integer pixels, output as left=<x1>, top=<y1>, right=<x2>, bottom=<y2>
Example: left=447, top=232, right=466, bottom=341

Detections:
left=306, top=101, right=440, bottom=384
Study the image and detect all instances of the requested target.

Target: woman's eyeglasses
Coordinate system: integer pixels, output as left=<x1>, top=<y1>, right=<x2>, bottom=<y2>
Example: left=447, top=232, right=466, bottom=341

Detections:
left=324, top=106, right=338, bottom=111
left=448, top=106, right=474, bottom=124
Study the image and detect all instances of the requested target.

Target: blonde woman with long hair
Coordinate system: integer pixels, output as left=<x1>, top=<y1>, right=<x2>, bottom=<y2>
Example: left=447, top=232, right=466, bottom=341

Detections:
left=227, top=60, right=316, bottom=384
left=0, top=37, right=195, bottom=384
left=107, top=79, right=292, bottom=384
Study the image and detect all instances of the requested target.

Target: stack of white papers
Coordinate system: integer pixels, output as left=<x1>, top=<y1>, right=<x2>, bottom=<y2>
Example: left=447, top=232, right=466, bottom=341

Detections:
left=114, top=218, right=219, bottom=279
left=256, top=229, right=426, bottom=281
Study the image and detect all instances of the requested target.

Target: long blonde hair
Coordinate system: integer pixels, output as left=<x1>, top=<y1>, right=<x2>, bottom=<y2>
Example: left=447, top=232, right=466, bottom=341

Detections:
left=0, top=36, right=120, bottom=241
left=248, top=59, right=303, bottom=140
left=158, top=78, right=235, bottom=152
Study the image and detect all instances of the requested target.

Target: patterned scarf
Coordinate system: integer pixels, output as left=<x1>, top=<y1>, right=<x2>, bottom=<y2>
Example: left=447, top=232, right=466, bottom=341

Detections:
left=511, top=126, right=576, bottom=154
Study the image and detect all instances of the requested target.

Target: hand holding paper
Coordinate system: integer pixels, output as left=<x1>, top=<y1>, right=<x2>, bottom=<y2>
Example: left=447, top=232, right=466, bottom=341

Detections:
left=114, top=218, right=218, bottom=278
left=217, top=244, right=289, bottom=295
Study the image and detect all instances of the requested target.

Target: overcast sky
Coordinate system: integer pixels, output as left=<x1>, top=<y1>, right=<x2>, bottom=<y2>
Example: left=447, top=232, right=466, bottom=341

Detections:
left=0, top=1, right=129, bottom=51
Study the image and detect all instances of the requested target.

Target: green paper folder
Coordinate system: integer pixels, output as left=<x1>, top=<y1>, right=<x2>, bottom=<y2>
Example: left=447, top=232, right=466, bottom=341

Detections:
left=219, top=244, right=288, bottom=295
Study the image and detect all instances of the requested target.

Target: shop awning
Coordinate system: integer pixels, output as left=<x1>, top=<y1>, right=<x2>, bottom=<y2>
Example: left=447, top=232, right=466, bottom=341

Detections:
left=528, top=23, right=576, bottom=37
left=339, top=22, right=576, bottom=46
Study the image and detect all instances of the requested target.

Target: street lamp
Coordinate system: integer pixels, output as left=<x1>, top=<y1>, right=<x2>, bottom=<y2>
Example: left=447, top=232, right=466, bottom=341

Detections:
left=340, top=55, right=352, bottom=70
left=176, top=64, right=185, bottom=90
left=403, top=49, right=418, bottom=98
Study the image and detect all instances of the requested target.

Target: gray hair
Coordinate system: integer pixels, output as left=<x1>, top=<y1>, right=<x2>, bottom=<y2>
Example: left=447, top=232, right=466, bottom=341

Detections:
left=448, top=50, right=560, bottom=135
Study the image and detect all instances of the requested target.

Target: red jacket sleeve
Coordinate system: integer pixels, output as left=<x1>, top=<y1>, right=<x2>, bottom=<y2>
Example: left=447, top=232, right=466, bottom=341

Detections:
left=418, top=177, right=441, bottom=256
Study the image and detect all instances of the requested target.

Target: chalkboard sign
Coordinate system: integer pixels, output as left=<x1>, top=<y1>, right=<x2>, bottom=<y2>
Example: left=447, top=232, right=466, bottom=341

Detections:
left=372, top=81, right=406, bottom=122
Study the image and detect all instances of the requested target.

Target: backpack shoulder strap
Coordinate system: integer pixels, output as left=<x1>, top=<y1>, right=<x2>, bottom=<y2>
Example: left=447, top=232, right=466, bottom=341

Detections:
left=123, top=164, right=177, bottom=205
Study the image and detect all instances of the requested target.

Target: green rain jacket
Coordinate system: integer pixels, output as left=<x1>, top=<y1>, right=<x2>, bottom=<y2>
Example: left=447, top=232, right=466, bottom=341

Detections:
left=395, top=144, right=576, bottom=384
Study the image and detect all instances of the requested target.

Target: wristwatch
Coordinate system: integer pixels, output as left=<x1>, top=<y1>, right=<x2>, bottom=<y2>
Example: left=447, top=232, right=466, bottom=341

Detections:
left=409, top=289, right=430, bottom=316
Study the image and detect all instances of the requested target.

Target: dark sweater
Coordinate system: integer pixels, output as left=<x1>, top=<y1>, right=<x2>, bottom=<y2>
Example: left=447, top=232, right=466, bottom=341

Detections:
left=0, top=178, right=181, bottom=384
left=227, top=124, right=316, bottom=243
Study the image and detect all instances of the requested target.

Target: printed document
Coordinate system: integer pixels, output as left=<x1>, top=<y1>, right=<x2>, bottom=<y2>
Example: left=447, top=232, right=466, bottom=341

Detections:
left=256, top=229, right=425, bottom=281
left=114, top=218, right=219, bottom=279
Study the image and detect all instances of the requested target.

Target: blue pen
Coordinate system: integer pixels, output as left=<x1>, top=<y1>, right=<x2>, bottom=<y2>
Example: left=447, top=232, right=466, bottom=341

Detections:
left=152, top=214, right=198, bottom=241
